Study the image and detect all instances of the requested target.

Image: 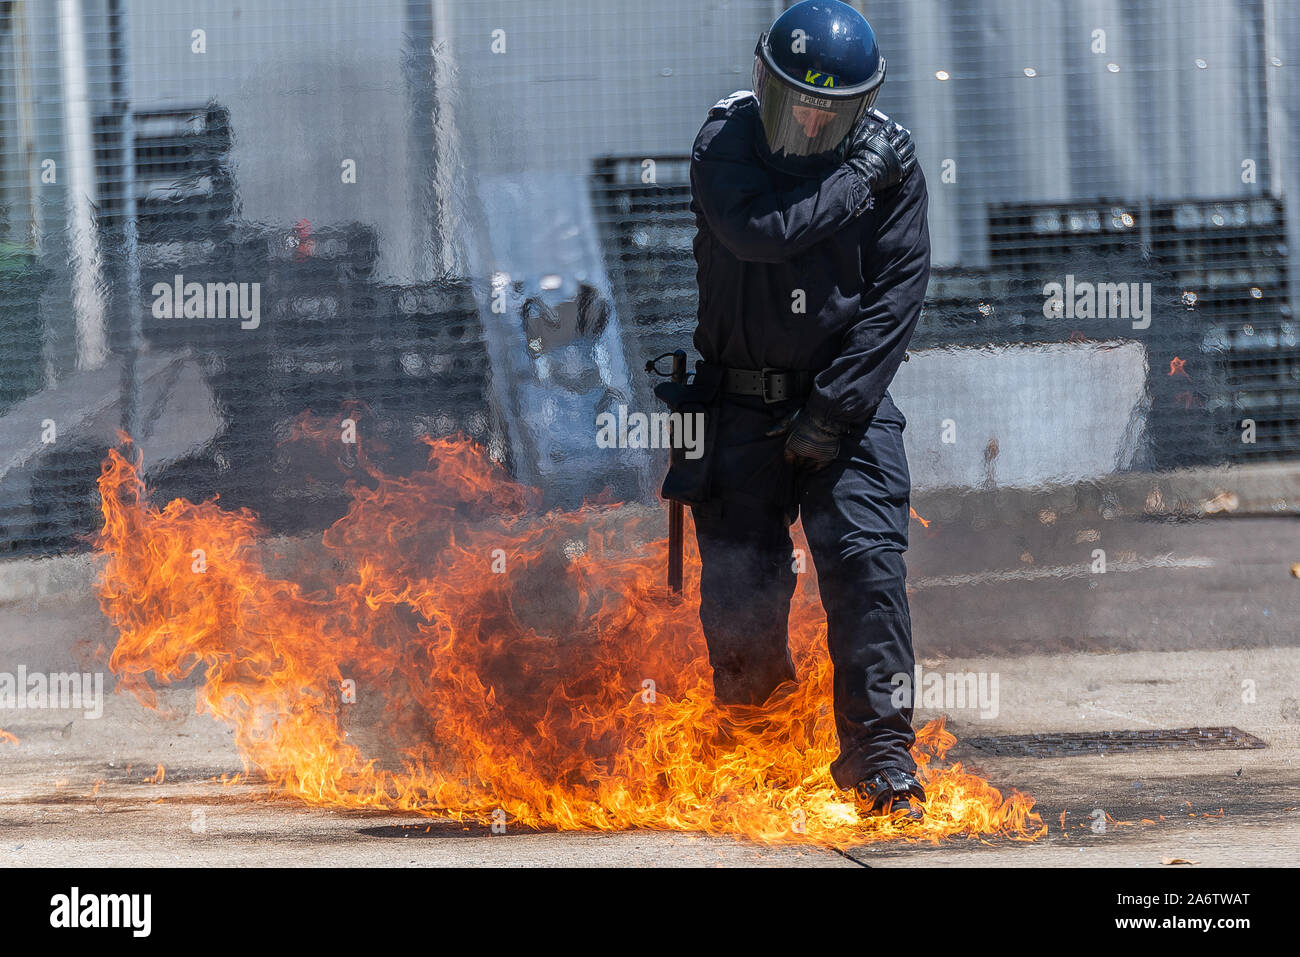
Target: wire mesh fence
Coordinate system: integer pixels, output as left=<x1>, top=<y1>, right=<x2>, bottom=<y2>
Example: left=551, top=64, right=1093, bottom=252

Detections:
left=1, top=0, right=1298, bottom=555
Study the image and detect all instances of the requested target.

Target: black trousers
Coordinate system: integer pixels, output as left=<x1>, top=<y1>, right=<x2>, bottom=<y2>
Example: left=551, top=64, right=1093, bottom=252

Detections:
left=690, top=390, right=916, bottom=789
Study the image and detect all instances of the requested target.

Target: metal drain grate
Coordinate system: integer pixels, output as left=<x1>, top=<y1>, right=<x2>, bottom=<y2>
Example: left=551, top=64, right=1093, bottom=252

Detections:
left=965, top=727, right=1267, bottom=758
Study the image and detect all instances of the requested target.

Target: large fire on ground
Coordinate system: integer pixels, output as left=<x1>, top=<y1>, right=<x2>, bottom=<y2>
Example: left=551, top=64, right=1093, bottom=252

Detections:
left=94, top=428, right=1045, bottom=848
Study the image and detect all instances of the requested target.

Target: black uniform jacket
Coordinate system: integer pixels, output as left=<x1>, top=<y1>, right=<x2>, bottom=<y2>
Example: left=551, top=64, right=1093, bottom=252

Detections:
left=689, top=92, right=931, bottom=431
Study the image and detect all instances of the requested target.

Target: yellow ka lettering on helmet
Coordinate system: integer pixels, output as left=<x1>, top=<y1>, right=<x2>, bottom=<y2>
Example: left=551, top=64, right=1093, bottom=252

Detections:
left=803, top=70, right=836, bottom=87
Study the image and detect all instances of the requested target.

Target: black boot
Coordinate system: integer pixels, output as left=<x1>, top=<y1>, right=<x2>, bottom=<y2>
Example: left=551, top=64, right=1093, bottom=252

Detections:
left=854, top=767, right=926, bottom=821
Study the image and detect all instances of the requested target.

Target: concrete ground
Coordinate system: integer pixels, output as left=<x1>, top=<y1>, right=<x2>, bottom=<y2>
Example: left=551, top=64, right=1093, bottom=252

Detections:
left=3, top=507, right=1299, bottom=867
left=1, top=646, right=1296, bottom=867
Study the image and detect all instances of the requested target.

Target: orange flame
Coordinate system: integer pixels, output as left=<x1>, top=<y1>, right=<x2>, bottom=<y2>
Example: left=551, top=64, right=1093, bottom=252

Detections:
left=94, top=430, right=1043, bottom=848
left=0, top=729, right=17, bottom=745
left=909, top=506, right=931, bottom=529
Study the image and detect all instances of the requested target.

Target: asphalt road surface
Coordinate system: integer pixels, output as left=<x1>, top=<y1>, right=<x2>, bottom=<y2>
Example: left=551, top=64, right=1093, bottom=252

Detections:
left=2, top=514, right=1297, bottom=866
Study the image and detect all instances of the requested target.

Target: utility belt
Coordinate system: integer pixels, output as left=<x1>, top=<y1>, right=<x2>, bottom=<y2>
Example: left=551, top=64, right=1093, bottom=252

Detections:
left=649, top=359, right=813, bottom=506
left=721, top=366, right=813, bottom=403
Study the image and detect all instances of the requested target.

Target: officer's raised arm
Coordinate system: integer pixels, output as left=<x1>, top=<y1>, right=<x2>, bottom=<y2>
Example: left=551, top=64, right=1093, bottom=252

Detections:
left=691, top=113, right=867, bottom=264
left=690, top=101, right=915, bottom=265
left=804, top=167, right=930, bottom=429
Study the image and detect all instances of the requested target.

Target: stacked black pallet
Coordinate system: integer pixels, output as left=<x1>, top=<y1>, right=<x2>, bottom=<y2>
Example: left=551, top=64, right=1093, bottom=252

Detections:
left=987, top=199, right=1257, bottom=470
left=264, top=259, right=494, bottom=483
left=590, top=155, right=697, bottom=373
left=0, top=105, right=245, bottom=556
left=105, top=106, right=268, bottom=522
left=94, top=104, right=236, bottom=242
left=1148, top=199, right=1293, bottom=463
left=380, top=279, right=494, bottom=453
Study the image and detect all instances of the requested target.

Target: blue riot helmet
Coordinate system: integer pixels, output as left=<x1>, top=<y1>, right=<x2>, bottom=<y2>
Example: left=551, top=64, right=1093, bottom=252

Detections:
left=752, top=0, right=886, bottom=177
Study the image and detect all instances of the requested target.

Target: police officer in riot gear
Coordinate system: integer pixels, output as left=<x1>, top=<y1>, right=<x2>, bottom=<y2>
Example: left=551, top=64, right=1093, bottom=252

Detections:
left=684, top=0, right=930, bottom=820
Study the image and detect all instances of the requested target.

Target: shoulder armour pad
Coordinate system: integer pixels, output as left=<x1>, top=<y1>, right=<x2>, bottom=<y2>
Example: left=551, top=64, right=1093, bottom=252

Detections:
left=708, top=90, right=756, bottom=119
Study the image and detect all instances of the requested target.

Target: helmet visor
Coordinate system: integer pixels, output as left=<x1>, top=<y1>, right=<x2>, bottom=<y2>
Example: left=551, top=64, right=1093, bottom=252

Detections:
left=752, top=36, right=882, bottom=174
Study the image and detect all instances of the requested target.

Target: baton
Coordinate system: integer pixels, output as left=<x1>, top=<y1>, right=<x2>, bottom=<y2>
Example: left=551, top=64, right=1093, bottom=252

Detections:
left=667, top=350, right=686, bottom=593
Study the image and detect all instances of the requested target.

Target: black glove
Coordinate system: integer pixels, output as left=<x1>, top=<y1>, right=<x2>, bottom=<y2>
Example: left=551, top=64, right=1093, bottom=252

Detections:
left=845, top=116, right=915, bottom=195
left=765, top=408, right=842, bottom=470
